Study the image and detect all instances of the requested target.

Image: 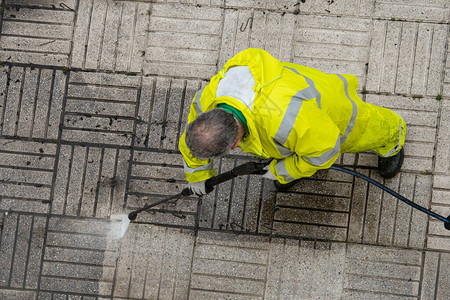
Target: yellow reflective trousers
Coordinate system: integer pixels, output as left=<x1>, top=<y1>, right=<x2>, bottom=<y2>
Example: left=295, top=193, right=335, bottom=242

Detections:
left=179, top=48, right=406, bottom=183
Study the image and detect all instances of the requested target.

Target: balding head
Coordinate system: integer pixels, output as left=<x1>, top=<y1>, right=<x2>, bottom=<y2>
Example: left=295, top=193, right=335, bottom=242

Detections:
left=186, top=109, right=239, bottom=160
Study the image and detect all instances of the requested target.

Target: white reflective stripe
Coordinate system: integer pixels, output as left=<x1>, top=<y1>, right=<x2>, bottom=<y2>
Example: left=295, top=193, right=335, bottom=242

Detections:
left=273, top=90, right=304, bottom=149
left=304, top=136, right=341, bottom=166
left=275, top=142, right=294, bottom=157
left=216, top=66, right=256, bottom=111
left=274, top=84, right=322, bottom=157
left=336, top=74, right=357, bottom=144
left=183, top=160, right=213, bottom=174
left=275, top=159, right=296, bottom=182
left=193, top=87, right=205, bottom=116
left=384, top=121, right=403, bottom=157
left=284, top=66, right=322, bottom=108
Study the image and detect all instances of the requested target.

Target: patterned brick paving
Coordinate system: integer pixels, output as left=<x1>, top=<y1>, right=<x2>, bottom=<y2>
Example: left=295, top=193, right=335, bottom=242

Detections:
left=0, top=0, right=449, bottom=299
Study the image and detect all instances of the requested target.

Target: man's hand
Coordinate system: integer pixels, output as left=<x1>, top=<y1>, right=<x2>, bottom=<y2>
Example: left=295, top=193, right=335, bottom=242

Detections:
left=262, top=165, right=277, bottom=180
left=188, top=180, right=207, bottom=196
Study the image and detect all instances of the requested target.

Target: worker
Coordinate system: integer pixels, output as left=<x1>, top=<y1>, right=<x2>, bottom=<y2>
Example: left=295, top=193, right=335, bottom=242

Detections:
left=179, top=48, right=406, bottom=195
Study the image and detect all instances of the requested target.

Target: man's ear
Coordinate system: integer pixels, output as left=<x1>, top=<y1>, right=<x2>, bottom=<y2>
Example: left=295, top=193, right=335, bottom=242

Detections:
left=231, top=138, right=240, bottom=149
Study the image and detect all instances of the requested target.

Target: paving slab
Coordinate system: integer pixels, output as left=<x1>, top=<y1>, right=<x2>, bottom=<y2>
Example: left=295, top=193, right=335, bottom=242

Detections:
left=0, top=1, right=450, bottom=299
left=143, top=3, right=223, bottom=78
left=62, top=71, right=139, bottom=146
left=0, top=2, right=76, bottom=66
left=366, top=21, right=447, bottom=97
left=114, top=224, right=194, bottom=299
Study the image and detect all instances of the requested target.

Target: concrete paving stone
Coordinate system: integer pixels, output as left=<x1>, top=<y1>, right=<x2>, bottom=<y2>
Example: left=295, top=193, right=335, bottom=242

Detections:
left=0, top=66, right=66, bottom=139
left=347, top=169, right=431, bottom=248
left=132, top=149, right=184, bottom=167
left=366, top=21, right=447, bottom=96
left=114, top=224, right=194, bottom=299
left=39, top=277, right=112, bottom=298
left=71, top=0, right=151, bottom=72
left=61, top=119, right=134, bottom=145
left=269, top=168, right=353, bottom=241
left=40, top=292, right=110, bottom=300
left=41, top=217, right=119, bottom=297
left=272, top=217, right=348, bottom=241
left=2, top=7, right=74, bottom=24
left=374, top=0, right=450, bottom=23
left=218, top=9, right=296, bottom=69
left=0, top=289, right=37, bottom=300
left=37, top=292, right=86, bottom=300
left=298, top=0, right=374, bottom=17
left=52, top=145, right=129, bottom=218
left=343, top=244, right=422, bottom=298
left=0, top=138, right=56, bottom=213
left=62, top=71, right=139, bottom=146
left=128, top=178, right=185, bottom=196
left=427, top=174, right=450, bottom=251
left=143, top=0, right=224, bottom=4
left=445, top=46, right=450, bottom=96
left=190, top=231, right=269, bottom=299
left=433, top=174, right=450, bottom=189
left=0, top=3, right=75, bottom=66
left=69, top=71, right=140, bottom=87
left=293, top=15, right=371, bottom=84
left=42, top=261, right=114, bottom=281
left=435, top=100, right=450, bottom=174
left=0, top=213, right=46, bottom=290
left=5, top=0, right=77, bottom=6
left=2, top=21, right=72, bottom=40
left=421, top=252, right=450, bottom=300
left=225, top=0, right=298, bottom=11
left=131, top=164, right=185, bottom=181
left=265, top=239, right=346, bottom=299
left=136, top=76, right=203, bottom=149
left=0, top=36, right=71, bottom=55
left=143, top=3, right=222, bottom=78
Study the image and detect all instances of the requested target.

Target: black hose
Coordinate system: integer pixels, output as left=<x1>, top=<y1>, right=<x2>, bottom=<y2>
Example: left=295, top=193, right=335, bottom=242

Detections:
left=330, top=165, right=450, bottom=230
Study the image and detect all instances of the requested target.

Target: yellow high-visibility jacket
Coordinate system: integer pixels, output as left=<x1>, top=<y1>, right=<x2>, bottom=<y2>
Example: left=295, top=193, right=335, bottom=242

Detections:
left=179, top=48, right=406, bottom=184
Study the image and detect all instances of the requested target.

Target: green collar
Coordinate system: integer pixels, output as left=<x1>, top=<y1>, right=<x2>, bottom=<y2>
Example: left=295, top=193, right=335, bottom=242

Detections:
left=217, top=103, right=249, bottom=135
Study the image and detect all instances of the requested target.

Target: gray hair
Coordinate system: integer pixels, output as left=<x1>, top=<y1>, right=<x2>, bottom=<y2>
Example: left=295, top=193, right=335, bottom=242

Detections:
left=186, top=108, right=239, bottom=160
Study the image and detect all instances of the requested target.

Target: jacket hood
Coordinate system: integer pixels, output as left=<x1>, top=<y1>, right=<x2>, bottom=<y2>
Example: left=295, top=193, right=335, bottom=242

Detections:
left=222, top=48, right=284, bottom=92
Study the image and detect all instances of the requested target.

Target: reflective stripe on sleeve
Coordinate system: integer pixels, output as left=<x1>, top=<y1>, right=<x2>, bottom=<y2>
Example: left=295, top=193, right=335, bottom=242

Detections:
left=275, top=159, right=296, bottom=182
left=273, top=90, right=303, bottom=155
left=284, top=66, right=322, bottom=108
left=275, top=142, right=294, bottom=157
left=193, top=87, right=205, bottom=116
left=273, top=68, right=323, bottom=158
left=304, top=136, right=341, bottom=166
left=336, top=74, right=357, bottom=144
left=183, top=160, right=213, bottom=174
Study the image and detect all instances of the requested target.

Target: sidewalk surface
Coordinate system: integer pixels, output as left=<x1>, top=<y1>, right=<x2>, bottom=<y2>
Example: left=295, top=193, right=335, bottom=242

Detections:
left=0, top=0, right=449, bottom=299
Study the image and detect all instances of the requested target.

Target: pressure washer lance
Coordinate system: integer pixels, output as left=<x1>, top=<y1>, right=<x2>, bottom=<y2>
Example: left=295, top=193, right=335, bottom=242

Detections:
left=330, top=165, right=450, bottom=231
left=127, top=160, right=271, bottom=221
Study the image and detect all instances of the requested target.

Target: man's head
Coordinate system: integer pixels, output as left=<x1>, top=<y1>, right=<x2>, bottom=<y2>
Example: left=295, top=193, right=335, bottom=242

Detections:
left=186, top=109, right=240, bottom=160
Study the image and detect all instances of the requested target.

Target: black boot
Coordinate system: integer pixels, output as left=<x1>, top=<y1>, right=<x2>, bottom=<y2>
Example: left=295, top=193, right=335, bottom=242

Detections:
left=378, top=148, right=404, bottom=179
left=274, top=179, right=301, bottom=192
